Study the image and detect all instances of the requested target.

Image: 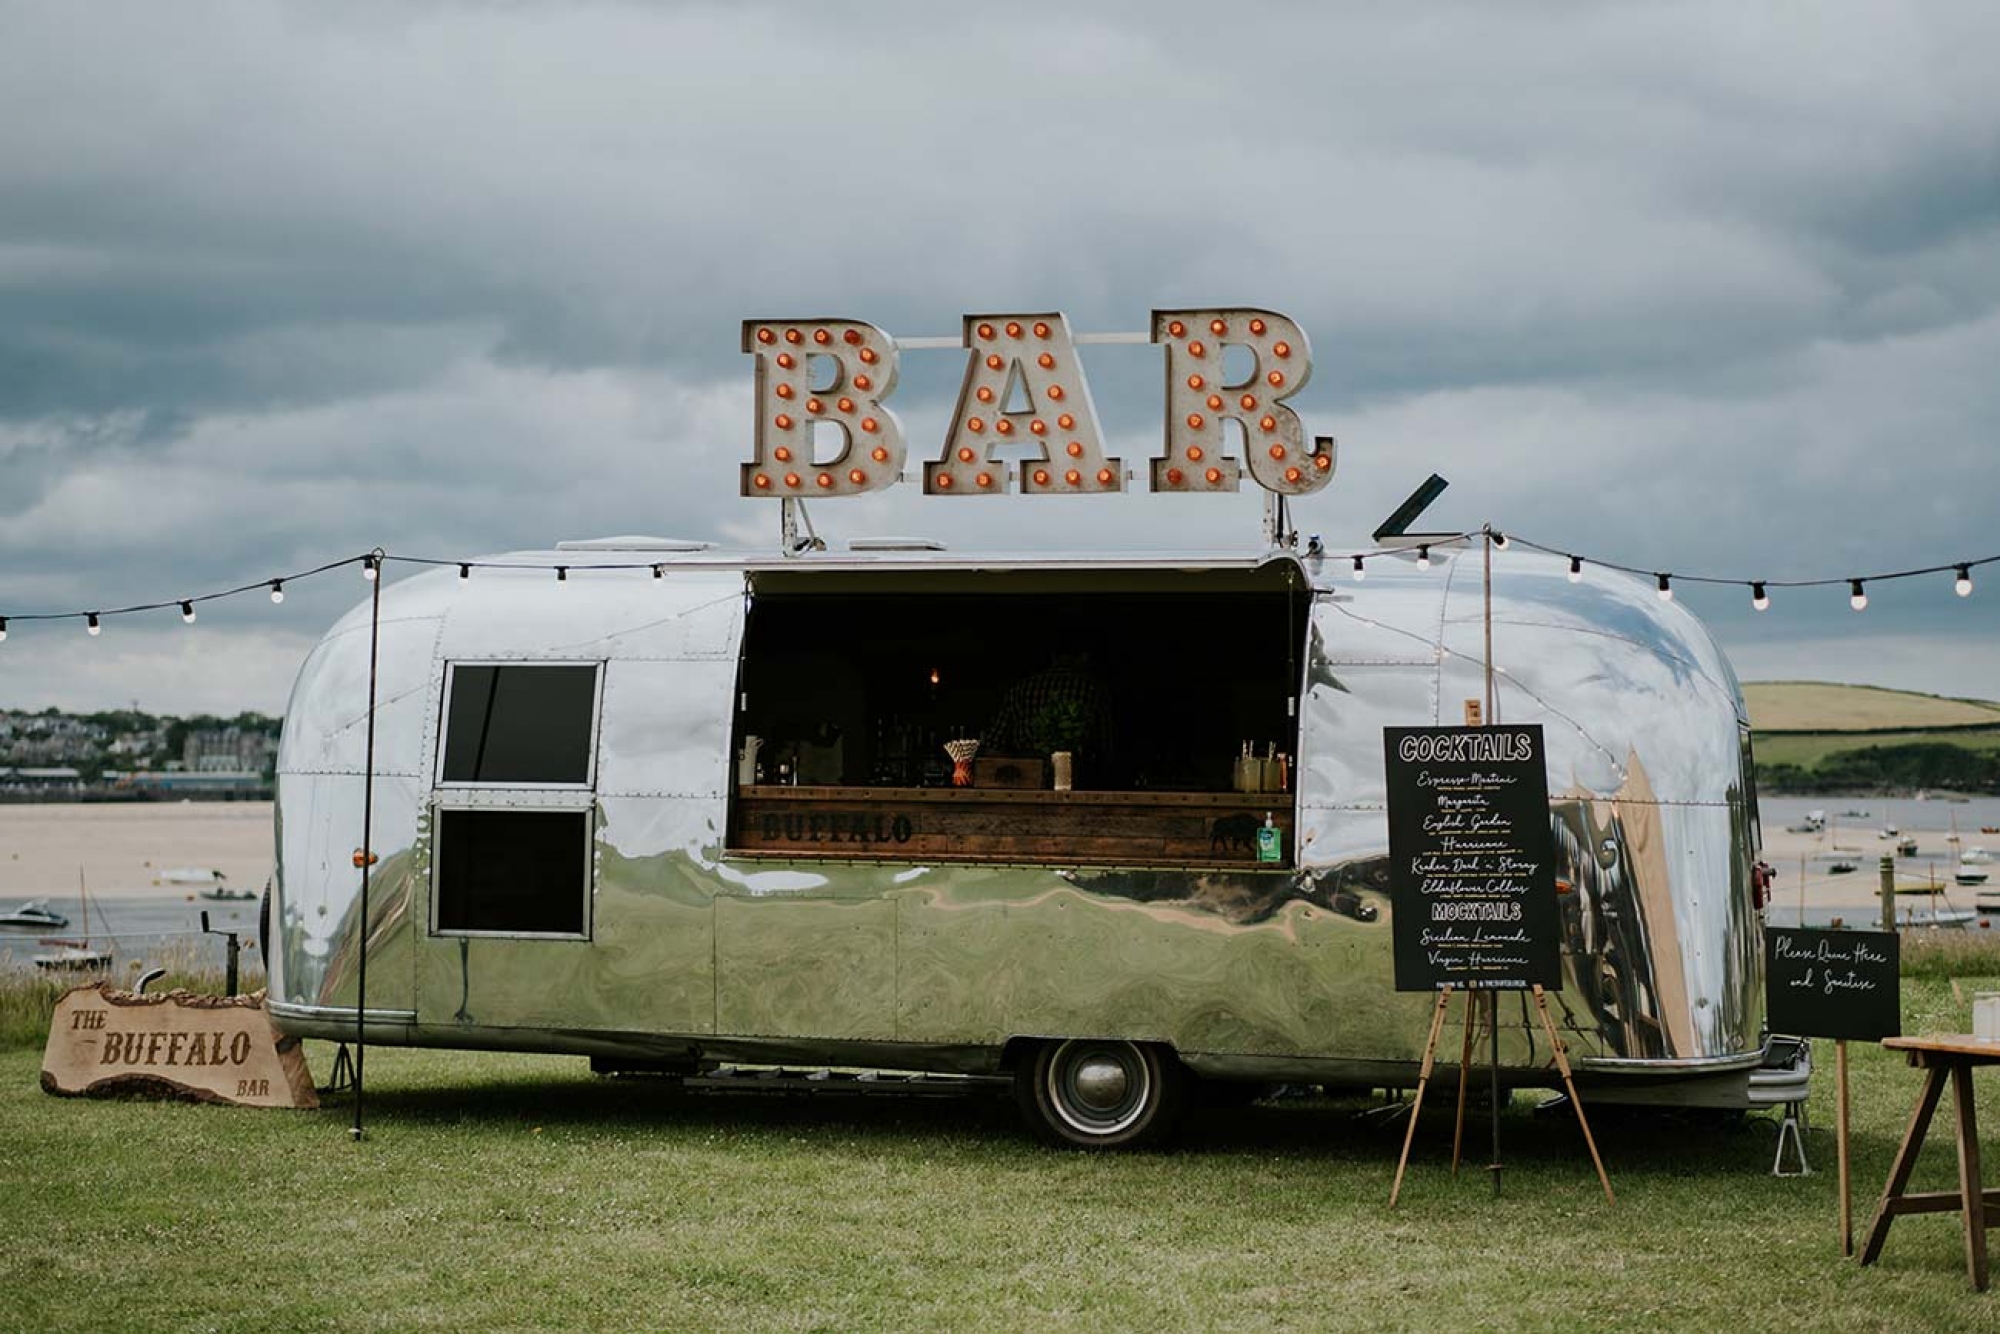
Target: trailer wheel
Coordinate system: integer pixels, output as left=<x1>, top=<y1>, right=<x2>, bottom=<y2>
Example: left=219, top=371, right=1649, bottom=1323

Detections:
left=1014, top=1039, right=1184, bottom=1148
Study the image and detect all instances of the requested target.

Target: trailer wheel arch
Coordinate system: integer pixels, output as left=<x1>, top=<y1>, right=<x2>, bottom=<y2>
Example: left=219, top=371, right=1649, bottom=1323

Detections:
left=1009, top=1037, right=1187, bottom=1149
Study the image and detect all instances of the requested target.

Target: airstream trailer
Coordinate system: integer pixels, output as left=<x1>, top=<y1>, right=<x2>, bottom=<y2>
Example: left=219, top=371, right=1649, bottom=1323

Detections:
left=268, top=537, right=1788, bottom=1146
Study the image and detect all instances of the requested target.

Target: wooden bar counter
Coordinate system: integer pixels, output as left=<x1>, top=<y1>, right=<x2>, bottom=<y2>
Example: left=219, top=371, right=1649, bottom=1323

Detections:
left=731, top=785, right=1295, bottom=869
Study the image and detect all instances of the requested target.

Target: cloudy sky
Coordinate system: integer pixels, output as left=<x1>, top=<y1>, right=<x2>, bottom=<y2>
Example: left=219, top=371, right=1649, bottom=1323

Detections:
left=2, top=1, right=1996, bottom=714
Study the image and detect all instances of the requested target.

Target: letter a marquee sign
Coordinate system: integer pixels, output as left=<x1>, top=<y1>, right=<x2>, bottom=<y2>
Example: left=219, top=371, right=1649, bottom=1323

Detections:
left=741, top=307, right=1335, bottom=499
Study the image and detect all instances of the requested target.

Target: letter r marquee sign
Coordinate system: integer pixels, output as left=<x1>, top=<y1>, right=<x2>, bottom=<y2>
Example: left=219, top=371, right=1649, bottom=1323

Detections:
left=741, top=307, right=1336, bottom=499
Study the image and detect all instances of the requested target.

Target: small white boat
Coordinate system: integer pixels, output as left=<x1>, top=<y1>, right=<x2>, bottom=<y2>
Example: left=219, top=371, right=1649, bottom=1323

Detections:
left=197, top=885, right=257, bottom=902
left=1896, top=836, right=1919, bottom=857
left=1900, top=908, right=1976, bottom=929
left=1878, top=826, right=1900, bottom=840
left=33, top=939, right=113, bottom=972
left=0, top=898, right=68, bottom=929
left=1826, top=859, right=1859, bottom=875
left=34, top=868, right=114, bottom=973
left=1961, top=847, right=1991, bottom=866
left=1956, top=868, right=1989, bottom=887
left=156, top=867, right=227, bottom=888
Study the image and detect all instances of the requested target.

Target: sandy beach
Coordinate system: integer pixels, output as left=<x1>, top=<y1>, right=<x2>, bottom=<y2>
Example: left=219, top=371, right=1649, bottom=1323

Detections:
left=1759, top=805, right=1998, bottom=923
left=0, top=802, right=274, bottom=901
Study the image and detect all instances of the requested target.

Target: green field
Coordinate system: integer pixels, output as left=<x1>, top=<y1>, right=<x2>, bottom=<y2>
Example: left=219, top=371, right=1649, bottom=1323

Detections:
left=1754, top=727, right=2000, bottom=769
left=1744, top=682, right=2000, bottom=733
left=1746, top=682, right=2000, bottom=793
left=6, top=972, right=2000, bottom=1331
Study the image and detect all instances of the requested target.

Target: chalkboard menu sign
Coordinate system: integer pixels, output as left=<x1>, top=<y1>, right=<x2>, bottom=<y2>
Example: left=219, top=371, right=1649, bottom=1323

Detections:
left=1384, top=725, right=1562, bottom=992
left=1765, top=927, right=1901, bottom=1041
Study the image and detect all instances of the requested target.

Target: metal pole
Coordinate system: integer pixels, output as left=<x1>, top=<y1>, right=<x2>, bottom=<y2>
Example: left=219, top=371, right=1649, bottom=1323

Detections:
left=1489, top=988, right=1502, bottom=1196
left=225, top=933, right=239, bottom=997
left=352, top=549, right=383, bottom=1142
left=1483, top=528, right=1503, bottom=1196
left=1878, top=854, right=1895, bottom=933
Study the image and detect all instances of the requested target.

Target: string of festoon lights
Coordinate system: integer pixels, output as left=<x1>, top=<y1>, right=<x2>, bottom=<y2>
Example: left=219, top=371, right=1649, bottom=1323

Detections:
left=1, top=532, right=1995, bottom=640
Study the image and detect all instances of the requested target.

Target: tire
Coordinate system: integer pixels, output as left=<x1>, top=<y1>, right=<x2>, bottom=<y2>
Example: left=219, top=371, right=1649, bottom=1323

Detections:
left=1013, top=1038, right=1185, bottom=1149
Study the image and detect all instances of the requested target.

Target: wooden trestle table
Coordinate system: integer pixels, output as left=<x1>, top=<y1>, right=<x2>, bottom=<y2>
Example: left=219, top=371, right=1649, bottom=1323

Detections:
left=1859, top=1034, right=2000, bottom=1291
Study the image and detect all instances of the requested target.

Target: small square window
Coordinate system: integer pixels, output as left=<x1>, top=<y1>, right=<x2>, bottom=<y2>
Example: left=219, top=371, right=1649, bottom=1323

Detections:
left=434, top=808, right=590, bottom=936
left=441, top=664, right=598, bottom=785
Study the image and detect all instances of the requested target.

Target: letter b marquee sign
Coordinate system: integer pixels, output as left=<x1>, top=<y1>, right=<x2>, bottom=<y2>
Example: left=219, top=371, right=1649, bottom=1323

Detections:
left=741, top=307, right=1336, bottom=500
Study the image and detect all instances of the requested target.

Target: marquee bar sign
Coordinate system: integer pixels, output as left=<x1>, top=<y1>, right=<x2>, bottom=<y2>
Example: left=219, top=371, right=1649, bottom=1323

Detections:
left=741, top=308, right=1336, bottom=499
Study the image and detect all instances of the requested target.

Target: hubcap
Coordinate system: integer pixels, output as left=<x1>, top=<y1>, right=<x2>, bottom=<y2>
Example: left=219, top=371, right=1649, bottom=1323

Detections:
left=1072, top=1056, right=1130, bottom=1110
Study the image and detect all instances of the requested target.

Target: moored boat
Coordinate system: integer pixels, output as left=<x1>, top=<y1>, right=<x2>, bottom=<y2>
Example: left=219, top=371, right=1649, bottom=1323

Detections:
left=0, top=898, right=68, bottom=930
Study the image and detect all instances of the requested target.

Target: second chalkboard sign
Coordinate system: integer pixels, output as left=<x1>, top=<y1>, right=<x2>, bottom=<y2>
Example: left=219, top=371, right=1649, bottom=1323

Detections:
left=1765, top=927, right=1901, bottom=1042
left=1383, top=725, right=1562, bottom=993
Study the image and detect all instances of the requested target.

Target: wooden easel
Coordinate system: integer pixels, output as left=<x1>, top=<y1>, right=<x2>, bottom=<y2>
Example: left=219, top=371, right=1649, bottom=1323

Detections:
left=1390, top=982, right=1615, bottom=1206
left=1390, top=985, right=1455, bottom=1207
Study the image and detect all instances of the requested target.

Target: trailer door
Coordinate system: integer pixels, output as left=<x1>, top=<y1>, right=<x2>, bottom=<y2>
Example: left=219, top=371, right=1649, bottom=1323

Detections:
left=413, top=572, right=743, bottom=1039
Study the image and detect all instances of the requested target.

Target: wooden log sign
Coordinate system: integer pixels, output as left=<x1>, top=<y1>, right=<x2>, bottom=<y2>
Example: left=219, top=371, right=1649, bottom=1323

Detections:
left=1765, top=927, right=1901, bottom=1041
left=1383, top=725, right=1562, bottom=992
left=41, top=983, right=318, bottom=1109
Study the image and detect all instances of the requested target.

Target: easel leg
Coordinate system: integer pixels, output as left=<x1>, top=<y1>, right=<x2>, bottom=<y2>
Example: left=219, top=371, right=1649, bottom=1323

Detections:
left=1860, top=1064, right=1949, bottom=1266
left=1950, top=1063, right=1988, bottom=1292
left=1836, top=1041, right=1852, bottom=1257
left=1391, top=987, right=1454, bottom=1208
left=1531, top=985, right=1614, bottom=1205
left=1451, top=988, right=1479, bottom=1177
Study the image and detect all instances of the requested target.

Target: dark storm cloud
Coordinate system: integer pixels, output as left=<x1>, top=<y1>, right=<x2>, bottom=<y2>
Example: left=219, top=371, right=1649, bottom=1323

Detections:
left=0, top=0, right=1997, bottom=709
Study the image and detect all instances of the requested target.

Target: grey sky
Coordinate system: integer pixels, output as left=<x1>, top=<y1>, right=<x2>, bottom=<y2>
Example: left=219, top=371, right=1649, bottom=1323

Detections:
left=2, top=1, right=1996, bottom=713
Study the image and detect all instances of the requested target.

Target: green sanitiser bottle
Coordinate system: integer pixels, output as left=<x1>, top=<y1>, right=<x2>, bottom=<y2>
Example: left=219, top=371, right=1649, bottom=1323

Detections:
left=1256, top=812, right=1281, bottom=863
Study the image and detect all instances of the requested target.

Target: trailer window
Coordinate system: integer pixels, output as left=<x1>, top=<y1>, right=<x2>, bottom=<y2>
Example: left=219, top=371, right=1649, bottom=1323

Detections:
left=434, top=808, right=591, bottom=936
left=440, top=664, right=599, bottom=785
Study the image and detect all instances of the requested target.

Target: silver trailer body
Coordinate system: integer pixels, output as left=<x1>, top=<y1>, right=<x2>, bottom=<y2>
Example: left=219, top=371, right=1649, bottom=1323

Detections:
left=268, top=542, right=1767, bottom=1113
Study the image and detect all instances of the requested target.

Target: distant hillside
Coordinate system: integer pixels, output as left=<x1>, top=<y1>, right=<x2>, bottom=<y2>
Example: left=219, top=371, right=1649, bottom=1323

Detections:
left=1743, top=681, right=2000, bottom=733
left=1745, top=682, right=2000, bottom=794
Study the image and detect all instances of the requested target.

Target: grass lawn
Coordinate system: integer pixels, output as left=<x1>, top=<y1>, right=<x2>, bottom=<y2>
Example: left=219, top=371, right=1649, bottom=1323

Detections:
left=5, top=980, right=2000, bottom=1331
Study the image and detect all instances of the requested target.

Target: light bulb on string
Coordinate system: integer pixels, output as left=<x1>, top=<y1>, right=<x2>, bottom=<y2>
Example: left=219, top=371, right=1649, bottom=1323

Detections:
left=1656, top=574, right=1673, bottom=602
left=1567, top=555, right=1582, bottom=583
left=362, top=556, right=378, bottom=582
left=652, top=565, right=664, bottom=580
left=1850, top=579, right=1867, bottom=611
left=269, top=580, right=284, bottom=604
left=458, top=564, right=470, bottom=581
left=556, top=566, right=568, bottom=583
left=1, top=617, right=9, bottom=643
left=1415, top=544, right=1431, bottom=572
left=180, top=601, right=196, bottom=624
left=1490, top=531, right=1508, bottom=550
left=87, top=613, right=101, bottom=636
left=1751, top=582, right=1769, bottom=612
left=1351, top=554, right=1366, bottom=581
left=1957, top=564, right=1973, bottom=597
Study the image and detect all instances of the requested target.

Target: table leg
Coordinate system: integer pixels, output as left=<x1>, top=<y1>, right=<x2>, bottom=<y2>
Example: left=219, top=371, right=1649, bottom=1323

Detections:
left=1860, top=1064, right=1949, bottom=1267
left=1951, top=1063, right=1988, bottom=1292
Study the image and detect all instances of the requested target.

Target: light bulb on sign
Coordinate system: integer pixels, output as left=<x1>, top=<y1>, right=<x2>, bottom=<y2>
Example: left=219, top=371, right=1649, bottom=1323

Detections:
left=1956, top=564, right=1973, bottom=597
left=1849, top=579, right=1867, bottom=611
left=1751, top=582, right=1769, bottom=612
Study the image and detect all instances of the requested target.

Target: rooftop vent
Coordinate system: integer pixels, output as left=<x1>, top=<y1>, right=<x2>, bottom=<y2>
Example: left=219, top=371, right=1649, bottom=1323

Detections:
left=848, top=537, right=947, bottom=552
left=555, top=536, right=717, bottom=552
